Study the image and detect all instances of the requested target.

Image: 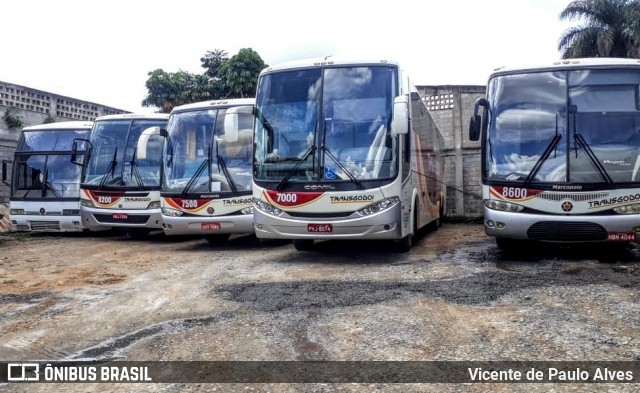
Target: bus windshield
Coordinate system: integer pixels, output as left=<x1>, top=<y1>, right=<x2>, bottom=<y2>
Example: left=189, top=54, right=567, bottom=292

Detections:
left=163, top=107, right=254, bottom=194
left=12, top=129, right=90, bottom=199
left=486, top=68, right=640, bottom=184
left=254, top=65, right=397, bottom=183
left=84, top=119, right=166, bottom=188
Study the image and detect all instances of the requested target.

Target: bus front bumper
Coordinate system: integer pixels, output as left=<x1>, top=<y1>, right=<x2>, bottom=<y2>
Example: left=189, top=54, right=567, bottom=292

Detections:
left=12, top=215, right=83, bottom=232
left=161, top=214, right=254, bottom=236
left=81, top=208, right=163, bottom=230
left=253, top=204, right=402, bottom=240
left=484, top=208, right=640, bottom=242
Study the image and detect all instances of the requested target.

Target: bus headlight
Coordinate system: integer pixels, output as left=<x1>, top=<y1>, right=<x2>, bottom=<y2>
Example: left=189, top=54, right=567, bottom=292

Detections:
left=357, top=197, right=400, bottom=216
left=10, top=209, right=24, bottom=215
left=614, top=203, right=640, bottom=214
left=147, top=201, right=161, bottom=209
left=240, top=206, right=254, bottom=215
left=484, top=199, right=524, bottom=212
left=162, top=207, right=183, bottom=217
left=80, top=199, right=95, bottom=208
left=254, top=199, right=283, bottom=216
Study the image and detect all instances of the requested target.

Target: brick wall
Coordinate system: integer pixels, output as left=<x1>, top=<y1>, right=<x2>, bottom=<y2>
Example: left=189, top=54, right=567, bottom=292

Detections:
left=418, top=85, right=486, bottom=219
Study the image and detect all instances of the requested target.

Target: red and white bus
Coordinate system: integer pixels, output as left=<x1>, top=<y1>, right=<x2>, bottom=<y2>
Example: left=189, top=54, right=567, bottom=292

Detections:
left=470, top=58, right=640, bottom=250
left=137, top=99, right=255, bottom=243
left=252, top=57, right=445, bottom=251
left=76, top=114, right=169, bottom=236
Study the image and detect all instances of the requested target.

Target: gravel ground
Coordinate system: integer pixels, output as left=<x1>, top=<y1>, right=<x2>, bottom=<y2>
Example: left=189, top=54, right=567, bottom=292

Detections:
left=0, top=224, right=638, bottom=392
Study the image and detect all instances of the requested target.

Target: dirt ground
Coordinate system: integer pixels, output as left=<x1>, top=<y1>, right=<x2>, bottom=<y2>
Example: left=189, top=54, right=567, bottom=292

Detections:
left=0, top=224, right=639, bottom=392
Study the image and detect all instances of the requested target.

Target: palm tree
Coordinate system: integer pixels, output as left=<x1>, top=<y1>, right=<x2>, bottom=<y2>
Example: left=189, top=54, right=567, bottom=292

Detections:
left=558, top=0, right=640, bottom=58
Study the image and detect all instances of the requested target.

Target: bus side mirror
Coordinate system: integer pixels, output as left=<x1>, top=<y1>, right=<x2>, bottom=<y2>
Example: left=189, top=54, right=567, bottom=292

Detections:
left=138, top=126, right=166, bottom=160
left=392, top=95, right=409, bottom=135
left=70, top=138, right=92, bottom=166
left=1, top=160, right=10, bottom=185
left=469, top=97, right=489, bottom=141
left=469, top=115, right=481, bottom=141
left=70, top=140, right=79, bottom=165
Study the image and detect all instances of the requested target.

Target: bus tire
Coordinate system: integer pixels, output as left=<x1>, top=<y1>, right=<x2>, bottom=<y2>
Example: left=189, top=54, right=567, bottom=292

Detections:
left=293, top=239, right=314, bottom=251
left=396, top=201, right=417, bottom=252
left=205, top=234, right=231, bottom=244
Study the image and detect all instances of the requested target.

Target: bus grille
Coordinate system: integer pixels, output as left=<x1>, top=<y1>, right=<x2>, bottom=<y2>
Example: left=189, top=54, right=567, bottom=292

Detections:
left=527, top=221, right=607, bottom=241
left=29, top=221, right=61, bottom=231
left=287, top=211, right=354, bottom=218
left=537, top=192, right=609, bottom=202
left=93, top=214, right=150, bottom=224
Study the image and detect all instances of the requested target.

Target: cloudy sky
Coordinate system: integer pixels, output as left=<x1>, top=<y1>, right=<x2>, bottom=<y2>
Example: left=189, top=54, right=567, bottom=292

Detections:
left=1, top=0, right=574, bottom=113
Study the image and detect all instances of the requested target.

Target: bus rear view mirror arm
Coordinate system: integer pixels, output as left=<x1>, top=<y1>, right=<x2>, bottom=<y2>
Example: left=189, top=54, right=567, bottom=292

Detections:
left=392, top=95, right=409, bottom=135
left=469, top=97, right=489, bottom=141
left=137, top=126, right=167, bottom=160
left=1, top=160, right=11, bottom=185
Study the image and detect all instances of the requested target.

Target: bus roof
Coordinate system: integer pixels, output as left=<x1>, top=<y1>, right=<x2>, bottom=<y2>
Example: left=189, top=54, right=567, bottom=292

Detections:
left=490, top=58, right=640, bottom=78
left=23, top=121, right=93, bottom=131
left=260, top=56, right=400, bottom=75
left=94, top=113, right=169, bottom=122
left=171, top=98, right=255, bottom=114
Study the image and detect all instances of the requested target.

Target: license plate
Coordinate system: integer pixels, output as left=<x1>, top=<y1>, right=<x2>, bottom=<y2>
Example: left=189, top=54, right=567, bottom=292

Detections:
left=201, top=222, right=221, bottom=231
left=607, top=232, right=636, bottom=242
left=307, top=223, right=333, bottom=233
left=112, top=213, right=128, bottom=220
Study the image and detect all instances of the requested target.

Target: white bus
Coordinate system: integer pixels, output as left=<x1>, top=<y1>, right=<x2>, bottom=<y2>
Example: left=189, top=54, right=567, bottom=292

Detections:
left=75, top=113, right=169, bottom=236
left=137, top=99, right=255, bottom=243
left=252, top=57, right=445, bottom=251
left=469, top=58, right=640, bottom=250
left=3, top=121, right=92, bottom=232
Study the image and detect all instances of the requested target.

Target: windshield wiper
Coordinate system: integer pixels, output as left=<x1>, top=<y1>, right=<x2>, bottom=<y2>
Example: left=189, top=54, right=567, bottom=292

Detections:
left=276, top=145, right=317, bottom=191
left=41, top=169, right=61, bottom=198
left=524, top=114, right=561, bottom=186
left=128, top=148, right=145, bottom=188
left=99, top=147, right=118, bottom=189
left=571, top=109, right=613, bottom=183
left=321, top=146, right=364, bottom=189
left=215, top=141, right=238, bottom=194
left=181, top=159, right=208, bottom=197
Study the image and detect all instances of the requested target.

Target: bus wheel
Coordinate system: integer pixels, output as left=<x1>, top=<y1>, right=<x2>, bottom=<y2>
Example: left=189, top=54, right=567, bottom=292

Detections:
left=395, top=233, right=412, bottom=253
left=293, top=239, right=314, bottom=251
left=395, top=202, right=417, bottom=252
left=205, top=234, right=230, bottom=244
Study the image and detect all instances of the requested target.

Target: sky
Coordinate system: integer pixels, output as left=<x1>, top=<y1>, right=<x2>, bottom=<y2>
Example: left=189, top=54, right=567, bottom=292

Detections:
left=1, top=0, right=575, bottom=113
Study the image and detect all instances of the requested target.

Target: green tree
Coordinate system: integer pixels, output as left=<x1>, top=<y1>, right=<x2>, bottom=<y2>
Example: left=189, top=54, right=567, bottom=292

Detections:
left=142, top=69, right=214, bottom=113
left=142, top=48, right=267, bottom=111
left=43, top=115, right=56, bottom=124
left=558, top=0, right=640, bottom=58
left=219, top=48, right=267, bottom=98
left=201, top=49, right=228, bottom=79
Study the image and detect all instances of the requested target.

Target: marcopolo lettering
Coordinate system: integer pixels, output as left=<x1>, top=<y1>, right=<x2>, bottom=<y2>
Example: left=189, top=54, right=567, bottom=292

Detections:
left=330, top=195, right=375, bottom=203
left=552, top=184, right=583, bottom=190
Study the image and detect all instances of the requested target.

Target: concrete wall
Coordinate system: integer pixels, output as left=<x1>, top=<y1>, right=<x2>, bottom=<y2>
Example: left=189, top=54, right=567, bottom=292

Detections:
left=417, top=85, right=486, bottom=219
